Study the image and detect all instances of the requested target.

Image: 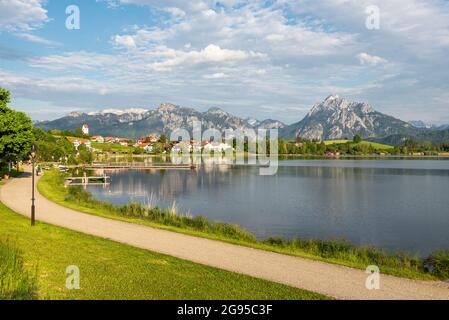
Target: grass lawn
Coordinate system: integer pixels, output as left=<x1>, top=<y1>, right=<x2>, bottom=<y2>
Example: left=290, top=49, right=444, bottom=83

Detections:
left=0, top=201, right=327, bottom=300
left=324, top=140, right=394, bottom=150
left=91, top=141, right=139, bottom=154
left=38, top=170, right=438, bottom=281
left=324, top=140, right=351, bottom=145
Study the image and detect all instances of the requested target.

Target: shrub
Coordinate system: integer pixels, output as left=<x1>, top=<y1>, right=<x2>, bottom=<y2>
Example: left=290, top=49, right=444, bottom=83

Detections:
left=65, top=184, right=256, bottom=242
left=264, top=237, right=426, bottom=275
left=424, top=251, right=449, bottom=280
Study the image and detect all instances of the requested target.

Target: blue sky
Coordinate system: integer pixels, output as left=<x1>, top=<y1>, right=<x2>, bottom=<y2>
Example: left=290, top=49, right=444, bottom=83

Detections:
left=1, top=0, right=449, bottom=124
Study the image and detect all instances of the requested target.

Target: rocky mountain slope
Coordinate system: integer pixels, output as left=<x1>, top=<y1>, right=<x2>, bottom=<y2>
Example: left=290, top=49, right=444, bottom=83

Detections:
left=35, top=97, right=449, bottom=145
left=280, top=95, right=418, bottom=140
left=36, top=103, right=286, bottom=138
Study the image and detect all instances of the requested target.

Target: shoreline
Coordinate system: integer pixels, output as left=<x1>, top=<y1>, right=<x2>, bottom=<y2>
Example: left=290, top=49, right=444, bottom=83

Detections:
left=0, top=170, right=449, bottom=300
left=37, top=169, right=449, bottom=281
left=3, top=168, right=449, bottom=299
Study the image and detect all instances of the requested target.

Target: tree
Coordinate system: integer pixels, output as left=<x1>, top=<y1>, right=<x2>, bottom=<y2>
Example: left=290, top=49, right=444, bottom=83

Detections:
left=33, top=129, right=74, bottom=162
left=404, top=138, right=418, bottom=152
left=159, top=135, right=168, bottom=144
left=278, top=139, right=288, bottom=155
left=0, top=88, right=10, bottom=105
left=74, top=128, right=84, bottom=137
left=152, top=142, right=165, bottom=154
left=353, top=134, right=362, bottom=144
left=78, top=149, right=94, bottom=164
left=0, top=88, right=33, bottom=170
left=317, top=142, right=326, bottom=154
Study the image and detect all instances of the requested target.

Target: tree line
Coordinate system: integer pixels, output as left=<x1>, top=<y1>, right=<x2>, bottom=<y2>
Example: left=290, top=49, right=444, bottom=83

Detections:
left=0, top=88, right=94, bottom=174
left=278, top=135, right=449, bottom=156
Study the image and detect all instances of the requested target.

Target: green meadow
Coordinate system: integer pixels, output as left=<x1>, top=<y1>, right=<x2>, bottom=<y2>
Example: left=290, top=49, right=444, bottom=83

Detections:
left=0, top=201, right=326, bottom=300
left=324, top=140, right=394, bottom=150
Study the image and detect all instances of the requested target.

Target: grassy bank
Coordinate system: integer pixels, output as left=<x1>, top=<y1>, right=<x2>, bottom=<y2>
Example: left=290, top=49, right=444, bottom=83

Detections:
left=0, top=238, right=38, bottom=300
left=38, top=170, right=449, bottom=281
left=324, top=140, right=394, bottom=150
left=91, top=141, right=140, bottom=154
left=0, top=202, right=326, bottom=300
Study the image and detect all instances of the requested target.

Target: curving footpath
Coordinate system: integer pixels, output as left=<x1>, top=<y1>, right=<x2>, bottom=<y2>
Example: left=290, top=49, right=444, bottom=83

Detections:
left=1, top=169, right=448, bottom=300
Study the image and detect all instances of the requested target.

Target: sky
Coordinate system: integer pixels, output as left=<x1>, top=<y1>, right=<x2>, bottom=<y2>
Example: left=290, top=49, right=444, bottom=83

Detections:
left=0, top=0, right=449, bottom=125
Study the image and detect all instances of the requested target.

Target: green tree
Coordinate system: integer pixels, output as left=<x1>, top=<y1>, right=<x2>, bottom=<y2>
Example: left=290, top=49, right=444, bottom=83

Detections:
left=353, top=134, right=362, bottom=144
left=152, top=142, right=165, bottom=154
left=159, top=135, right=168, bottom=144
left=74, top=128, right=84, bottom=137
left=317, top=142, right=326, bottom=155
left=78, top=149, right=94, bottom=164
left=33, top=128, right=76, bottom=162
left=278, top=139, right=288, bottom=154
left=33, top=128, right=53, bottom=142
left=404, top=138, right=418, bottom=152
left=0, top=88, right=33, bottom=170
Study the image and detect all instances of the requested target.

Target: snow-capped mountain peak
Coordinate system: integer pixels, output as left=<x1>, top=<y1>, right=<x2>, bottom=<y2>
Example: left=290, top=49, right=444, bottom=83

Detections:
left=157, top=103, right=179, bottom=112
left=324, top=94, right=340, bottom=102
left=206, top=107, right=228, bottom=116
left=246, top=118, right=260, bottom=127
left=89, top=108, right=149, bottom=116
left=37, top=102, right=286, bottom=138
left=68, top=111, right=83, bottom=117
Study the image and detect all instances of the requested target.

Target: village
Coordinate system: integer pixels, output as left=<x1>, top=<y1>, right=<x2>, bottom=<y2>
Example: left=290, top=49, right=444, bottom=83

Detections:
left=65, top=124, right=235, bottom=155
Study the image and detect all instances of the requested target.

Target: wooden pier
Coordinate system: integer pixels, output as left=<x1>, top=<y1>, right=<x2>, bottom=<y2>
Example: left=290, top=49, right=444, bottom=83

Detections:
left=65, top=173, right=110, bottom=186
left=85, top=163, right=197, bottom=170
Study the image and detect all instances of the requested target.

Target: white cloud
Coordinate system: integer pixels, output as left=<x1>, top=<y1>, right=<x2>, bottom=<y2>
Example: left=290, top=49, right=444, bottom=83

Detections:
left=0, top=69, right=115, bottom=95
left=203, top=72, right=229, bottom=79
left=165, top=7, right=186, bottom=17
left=107, top=0, right=209, bottom=14
left=149, top=44, right=266, bottom=71
left=15, top=33, right=59, bottom=46
left=357, top=53, right=387, bottom=66
left=0, top=0, right=48, bottom=31
left=0, top=0, right=57, bottom=46
left=112, top=35, right=136, bottom=48
left=288, top=0, right=449, bottom=53
left=4, top=0, right=449, bottom=124
left=111, top=1, right=355, bottom=62
left=28, top=52, right=119, bottom=71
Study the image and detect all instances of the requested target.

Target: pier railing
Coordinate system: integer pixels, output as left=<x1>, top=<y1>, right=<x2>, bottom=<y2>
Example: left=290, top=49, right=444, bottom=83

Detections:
left=85, top=163, right=196, bottom=170
left=65, top=173, right=110, bottom=186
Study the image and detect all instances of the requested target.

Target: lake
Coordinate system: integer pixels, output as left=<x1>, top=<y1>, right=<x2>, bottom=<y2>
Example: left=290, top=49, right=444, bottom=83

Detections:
left=86, top=159, right=449, bottom=256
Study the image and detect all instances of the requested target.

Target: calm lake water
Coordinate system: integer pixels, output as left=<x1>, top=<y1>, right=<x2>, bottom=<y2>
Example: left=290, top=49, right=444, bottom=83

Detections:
left=86, top=160, right=449, bottom=256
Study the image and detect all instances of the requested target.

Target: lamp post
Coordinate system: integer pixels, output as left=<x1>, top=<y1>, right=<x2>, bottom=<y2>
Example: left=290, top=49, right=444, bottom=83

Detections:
left=30, top=144, right=36, bottom=226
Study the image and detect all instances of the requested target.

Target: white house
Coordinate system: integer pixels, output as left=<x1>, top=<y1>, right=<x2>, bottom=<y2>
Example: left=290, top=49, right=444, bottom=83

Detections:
left=203, top=142, right=233, bottom=153
left=67, top=137, right=91, bottom=150
left=172, top=141, right=193, bottom=153
left=82, top=124, right=89, bottom=135
left=91, top=135, right=104, bottom=143
left=142, top=143, right=154, bottom=153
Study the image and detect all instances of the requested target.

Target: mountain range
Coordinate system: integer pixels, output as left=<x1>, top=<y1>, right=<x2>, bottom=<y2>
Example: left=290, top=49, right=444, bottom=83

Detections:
left=279, top=95, right=419, bottom=141
left=35, top=96, right=449, bottom=145
left=35, top=103, right=286, bottom=139
left=409, top=120, right=449, bottom=131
